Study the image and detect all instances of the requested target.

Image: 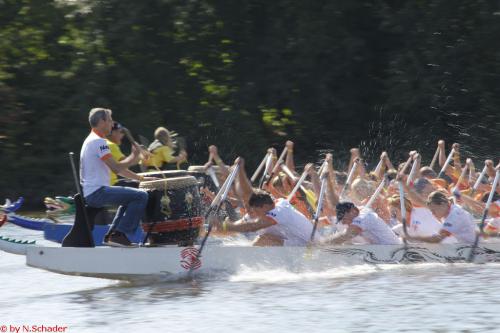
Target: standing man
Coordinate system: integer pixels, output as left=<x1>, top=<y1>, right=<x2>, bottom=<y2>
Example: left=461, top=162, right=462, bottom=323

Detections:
left=80, top=107, right=150, bottom=247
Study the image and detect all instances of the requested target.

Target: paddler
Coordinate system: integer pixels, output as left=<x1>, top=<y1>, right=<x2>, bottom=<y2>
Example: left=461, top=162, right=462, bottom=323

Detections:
left=215, top=158, right=314, bottom=246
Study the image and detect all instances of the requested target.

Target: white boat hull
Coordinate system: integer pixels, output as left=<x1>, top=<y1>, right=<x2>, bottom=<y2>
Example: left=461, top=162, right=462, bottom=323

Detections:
left=25, top=243, right=500, bottom=280
left=0, top=235, right=36, bottom=255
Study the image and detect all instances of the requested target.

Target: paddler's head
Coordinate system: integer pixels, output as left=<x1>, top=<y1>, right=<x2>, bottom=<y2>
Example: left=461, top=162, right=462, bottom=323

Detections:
left=154, top=126, right=175, bottom=147
left=108, top=121, right=125, bottom=145
left=335, top=201, right=358, bottom=225
left=351, top=178, right=374, bottom=202
left=387, top=194, right=413, bottom=221
left=414, top=178, right=436, bottom=198
left=248, top=189, right=275, bottom=218
left=426, top=190, right=452, bottom=219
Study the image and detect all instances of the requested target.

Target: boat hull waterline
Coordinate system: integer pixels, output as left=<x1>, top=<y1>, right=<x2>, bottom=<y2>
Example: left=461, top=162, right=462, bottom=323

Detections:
left=25, top=243, right=500, bottom=280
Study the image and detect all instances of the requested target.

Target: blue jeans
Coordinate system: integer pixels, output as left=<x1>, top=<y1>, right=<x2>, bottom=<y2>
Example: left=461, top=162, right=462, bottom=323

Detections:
left=85, top=186, right=148, bottom=239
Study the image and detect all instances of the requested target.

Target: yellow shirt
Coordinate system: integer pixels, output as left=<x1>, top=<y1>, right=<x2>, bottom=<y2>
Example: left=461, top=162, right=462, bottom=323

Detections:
left=144, top=145, right=174, bottom=169
left=107, top=140, right=125, bottom=185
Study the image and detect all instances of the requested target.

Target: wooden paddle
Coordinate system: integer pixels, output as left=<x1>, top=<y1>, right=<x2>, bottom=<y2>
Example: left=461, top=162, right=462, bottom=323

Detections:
left=262, top=145, right=288, bottom=187
left=468, top=169, right=500, bottom=263
left=365, top=175, right=386, bottom=210
left=189, top=162, right=240, bottom=275
left=122, top=127, right=152, bottom=161
left=437, top=148, right=455, bottom=179
left=429, top=146, right=439, bottom=170
left=406, top=154, right=420, bottom=186
left=287, top=167, right=310, bottom=201
left=471, top=164, right=488, bottom=196
left=258, top=153, right=274, bottom=188
left=251, top=152, right=270, bottom=183
left=398, top=181, right=408, bottom=246
left=339, top=159, right=359, bottom=200
left=206, top=166, right=220, bottom=190
left=373, top=159, right=384, bottom=178
left=310, top=173, right=328, bottom=242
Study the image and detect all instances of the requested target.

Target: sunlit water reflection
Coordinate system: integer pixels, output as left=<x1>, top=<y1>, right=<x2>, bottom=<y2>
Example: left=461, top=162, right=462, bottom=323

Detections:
left=2, top=223, right=500, bottom=332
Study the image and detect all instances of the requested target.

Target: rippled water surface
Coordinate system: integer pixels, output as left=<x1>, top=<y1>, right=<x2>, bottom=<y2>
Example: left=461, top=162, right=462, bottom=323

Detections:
left=2, top=223, right=500, bottom=333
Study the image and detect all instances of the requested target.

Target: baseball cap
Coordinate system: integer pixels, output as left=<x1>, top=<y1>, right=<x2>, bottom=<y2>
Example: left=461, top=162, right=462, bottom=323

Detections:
left=111, top=122, right=123, bottom=131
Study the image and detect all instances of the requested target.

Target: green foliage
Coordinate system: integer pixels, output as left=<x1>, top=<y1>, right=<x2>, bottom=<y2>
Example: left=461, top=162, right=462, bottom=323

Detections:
left=0, top=0, right=499, bottom=207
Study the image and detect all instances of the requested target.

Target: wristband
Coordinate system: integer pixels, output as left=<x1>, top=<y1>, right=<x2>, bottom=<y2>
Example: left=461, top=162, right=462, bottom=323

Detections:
left=222, top=220, right=227, bottom=232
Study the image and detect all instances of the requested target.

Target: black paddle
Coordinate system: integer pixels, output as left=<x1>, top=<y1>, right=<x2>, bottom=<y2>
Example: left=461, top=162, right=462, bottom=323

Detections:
left=68, top=152, right=94, bottom=247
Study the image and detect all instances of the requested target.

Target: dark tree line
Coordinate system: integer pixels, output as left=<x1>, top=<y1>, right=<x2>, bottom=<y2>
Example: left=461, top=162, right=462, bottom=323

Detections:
left=0, top=0, right=499, bottom=208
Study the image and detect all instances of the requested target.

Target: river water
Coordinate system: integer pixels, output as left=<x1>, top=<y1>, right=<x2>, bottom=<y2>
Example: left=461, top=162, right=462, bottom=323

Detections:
left=2, top=222, right=500, bottom=333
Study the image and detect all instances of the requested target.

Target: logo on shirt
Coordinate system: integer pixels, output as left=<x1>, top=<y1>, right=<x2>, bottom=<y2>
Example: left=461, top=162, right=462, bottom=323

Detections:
left=99, top=145, right=109, bottom=152
left=267, top=212, right=277, bottom=218
left=443, top=222, right=452, bottom=227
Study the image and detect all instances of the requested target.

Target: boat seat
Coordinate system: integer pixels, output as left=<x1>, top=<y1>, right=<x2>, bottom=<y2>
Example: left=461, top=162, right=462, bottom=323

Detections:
left=61, top=193, right=106, bottom=247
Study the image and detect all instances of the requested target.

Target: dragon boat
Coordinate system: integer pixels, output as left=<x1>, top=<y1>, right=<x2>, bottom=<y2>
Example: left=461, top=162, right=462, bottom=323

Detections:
left=0, top=241, right=498, bottom=280
left=3, top=196, right=145, bottom=245
left=0, top=214, right=37, bottom=255
left=3, top=192, right=500, bottom=281
left=3, top=168, right=223, bottom=246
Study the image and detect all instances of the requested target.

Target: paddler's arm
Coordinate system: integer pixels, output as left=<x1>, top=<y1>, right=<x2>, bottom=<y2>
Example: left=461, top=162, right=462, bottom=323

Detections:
left=285, top=140, right=295, bottom=172
left=438, top=140, right=446, bottom=167
left=210, top=145, right=230, bottom=179
left=223, top=215, right=277, bottom=233
left=404, top=181, right=427, bottom=207
left=324, top=155, right=339, bottom=208
left=458, top=193, right=484, bottom=215
left=382, top=151, right=395, bottom=173
left=322, top=225, right=361, bottom=245
left=404, top=230, right=449, bottom=243
left=486, top=159, right=496, bottom=179
left=306, top=163, right=321, bottom=198
left=234, top=157, right=253, bottom=208
left=452, top=142, right=462, bottom=170
left=347, top=148, right=359, bottom=174
left=103, top=151, right=154, bottom=181
left=116, top=145, right=141, bottom=169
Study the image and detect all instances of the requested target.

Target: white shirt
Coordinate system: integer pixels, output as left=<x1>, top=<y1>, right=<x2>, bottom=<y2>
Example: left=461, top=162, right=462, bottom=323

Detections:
left=80, top=131, right=112, bottom=197
left=352, top=209, right=401, bottom=245
left=261, top=199, right=313, bottom=246
left=392, top=207, right=442, bottom=238
left=441, top=204, right=476, bottom=244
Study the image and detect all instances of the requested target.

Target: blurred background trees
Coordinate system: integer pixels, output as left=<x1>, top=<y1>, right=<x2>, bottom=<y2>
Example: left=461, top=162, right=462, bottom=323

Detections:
left=1, top=0, right=499, bottom=207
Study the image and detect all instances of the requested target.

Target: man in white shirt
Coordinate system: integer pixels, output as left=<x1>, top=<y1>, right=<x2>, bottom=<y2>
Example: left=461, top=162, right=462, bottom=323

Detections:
left=405, top=191, right=476, bottom=244
left=80, top=108, right=152, bottom=247
left=217, top=188, right=313, bottom=246
left=323, top=202, right=401, bottom=245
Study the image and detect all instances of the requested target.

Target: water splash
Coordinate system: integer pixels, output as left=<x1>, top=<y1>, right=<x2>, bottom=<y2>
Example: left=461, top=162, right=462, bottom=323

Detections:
left=228, top=262, right=453, bottom=284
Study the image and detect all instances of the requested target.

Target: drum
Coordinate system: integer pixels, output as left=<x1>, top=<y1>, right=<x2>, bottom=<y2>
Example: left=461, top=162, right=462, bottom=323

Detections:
left=139, top=176, right=202, bottom=221
left=139, top=169, right=218, bottom=192
left=138, top=170, right=189, bottom=178
left=139, top=176, right=203, bottom=245
left=145, top=217, right=203, bottom=246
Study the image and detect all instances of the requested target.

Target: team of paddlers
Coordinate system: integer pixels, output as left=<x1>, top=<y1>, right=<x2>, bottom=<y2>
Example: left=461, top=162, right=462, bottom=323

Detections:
left=81, top=107, right=499, bottom=248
